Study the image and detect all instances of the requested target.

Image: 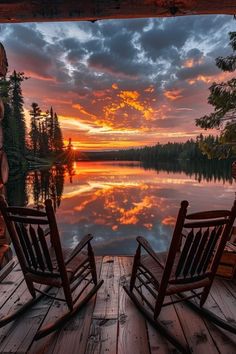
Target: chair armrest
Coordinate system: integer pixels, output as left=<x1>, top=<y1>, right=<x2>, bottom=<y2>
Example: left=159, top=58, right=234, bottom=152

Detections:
left=65, top=234, right=93, bottom=264
left=137, top=236, right=164, bottom=268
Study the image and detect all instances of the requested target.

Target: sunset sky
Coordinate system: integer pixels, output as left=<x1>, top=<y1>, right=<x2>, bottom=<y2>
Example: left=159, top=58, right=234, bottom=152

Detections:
left=0, top=15, right=235, bottom=150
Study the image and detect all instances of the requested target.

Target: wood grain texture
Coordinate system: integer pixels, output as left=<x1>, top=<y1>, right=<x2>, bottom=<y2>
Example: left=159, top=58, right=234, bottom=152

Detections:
left=196, top=291, right=236, bottom=354
left=0, top=256, right=235, bottom=353
left=0, top=281, right=50, bottom=353
left=0, top=1, right=236, bottom=23
left=86, top=318, right=118, bottom=354
left=173, top=297, right=219, bottom=354
left=118, top=256, right=150, bottom=354
left=29, top=257, right=103, bottom=354
left=210, top=278, right=236, bottom=324
left=93, top=256, right=120, bottom=319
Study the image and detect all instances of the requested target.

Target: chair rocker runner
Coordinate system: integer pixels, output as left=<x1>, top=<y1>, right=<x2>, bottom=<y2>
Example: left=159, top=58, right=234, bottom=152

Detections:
left=124, top=200, right=236, bottom=353
left=0, top=197, right=103, bottom=339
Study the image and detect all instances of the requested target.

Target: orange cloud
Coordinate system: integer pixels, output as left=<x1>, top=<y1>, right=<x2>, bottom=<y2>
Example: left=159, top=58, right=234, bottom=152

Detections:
left=164, top=89, right=183, bottom=100
left=24, top=71, right=56, bottom=82
left=144, top=85, right=155, bottom=93
left=183, top=58, right=203, bottom=68
left=103, top=89, right=156, bottom=121
left=162, top=216, right=176, bottom=226
left=72, top=103, right=96, bottom=118
left=112, top=83, right=118, bottom=90
left=93, top=90, right=106, bottom=98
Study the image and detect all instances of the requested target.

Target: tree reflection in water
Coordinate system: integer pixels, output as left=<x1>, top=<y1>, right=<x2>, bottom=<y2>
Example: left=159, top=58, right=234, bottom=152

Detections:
left=6, top=163, right=75, bottom=209
left=6, top=159, right=234, bottom=209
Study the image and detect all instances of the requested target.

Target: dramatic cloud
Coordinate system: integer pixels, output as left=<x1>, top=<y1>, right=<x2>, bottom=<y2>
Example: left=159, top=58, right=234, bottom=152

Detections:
left=0, top=15, right=235, bottom=150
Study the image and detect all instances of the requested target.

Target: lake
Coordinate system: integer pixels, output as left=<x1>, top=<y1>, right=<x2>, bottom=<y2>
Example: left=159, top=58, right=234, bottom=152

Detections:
left=5, top=160, right=236, bottom=255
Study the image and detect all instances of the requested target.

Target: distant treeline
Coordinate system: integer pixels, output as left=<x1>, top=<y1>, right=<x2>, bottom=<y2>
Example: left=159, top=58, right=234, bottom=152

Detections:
left=83, top=137, right=220, bottom=162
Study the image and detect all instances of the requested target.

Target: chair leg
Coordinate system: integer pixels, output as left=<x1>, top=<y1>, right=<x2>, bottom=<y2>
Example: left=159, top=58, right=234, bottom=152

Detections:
left=200, top=284, right=211, bottom=307
left=130, top=244, right=141, bottom=291
left=62, top=283, right=74, bottom=311
left=88, top=242, right=97, bottom=285
left=25, top=277, right=36, bottom=298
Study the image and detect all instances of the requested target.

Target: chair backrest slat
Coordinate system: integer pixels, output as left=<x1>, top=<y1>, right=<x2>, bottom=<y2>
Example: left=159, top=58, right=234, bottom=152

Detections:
left=202, top=225, right=223, bottom=273
left=183, top=218, right=227, bottom=229
left=186, top=210, right=230, bottom=220
left=9, top=215, right=49, bottom=225
left=15, top=222, right=32, bottom=267
left=190, top=228, right=209, bottom=276
left=182, top=229, right=202, bottom=277
left=37, top=225, right=53, bottom=272
left=20, top=223, right=38, bottom=269
left=29, top=225, right=45, bottom=271
left=6, top=206, right=47, bottom=217
left=196, top=226, right=217, bottom=274
left=175, top=229, right=194, bottom=278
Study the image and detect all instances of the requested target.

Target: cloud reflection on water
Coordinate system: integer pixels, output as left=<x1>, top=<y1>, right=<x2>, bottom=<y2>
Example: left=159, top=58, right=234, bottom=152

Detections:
left=47, top=161, right=235, bottom=255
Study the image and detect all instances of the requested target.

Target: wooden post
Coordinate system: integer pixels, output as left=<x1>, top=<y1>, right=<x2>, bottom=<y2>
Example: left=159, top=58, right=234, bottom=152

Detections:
left=0, top=42, right=9, bottom=246
left=232, top=161, right=236, bottom=199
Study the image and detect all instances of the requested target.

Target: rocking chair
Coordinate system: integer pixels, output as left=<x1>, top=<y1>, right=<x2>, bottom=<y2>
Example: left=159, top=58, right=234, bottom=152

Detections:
left=0, top=197, right=103, bottom=339
left=124, top=200, right=236, bottom=353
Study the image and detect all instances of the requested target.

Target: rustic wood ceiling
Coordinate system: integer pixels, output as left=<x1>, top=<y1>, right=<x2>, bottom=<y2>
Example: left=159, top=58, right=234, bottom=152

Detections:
left=0, top=0, right=235, bottom=23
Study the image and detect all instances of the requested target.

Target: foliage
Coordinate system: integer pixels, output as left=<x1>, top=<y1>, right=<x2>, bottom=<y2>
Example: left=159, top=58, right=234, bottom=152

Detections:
left=0, top=71, right=27, bottom=164
left=10, top=71, right=27, bottom=153
left=29, top=102, right=41, bottom=155
left=196, top=32, right=236, bottom=158
left=29, top=104, right=64, bottom=158
left=53, top=112, right=64, bottom=153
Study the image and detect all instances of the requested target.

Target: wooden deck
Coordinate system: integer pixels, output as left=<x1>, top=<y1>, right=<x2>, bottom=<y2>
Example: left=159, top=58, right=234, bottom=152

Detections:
left=0, top=256, right=235, bottom=353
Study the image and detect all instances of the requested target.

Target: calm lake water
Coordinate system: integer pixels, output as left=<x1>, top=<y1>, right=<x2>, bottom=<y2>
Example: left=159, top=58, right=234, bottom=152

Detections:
left=5, top=160, right=236, bottom=255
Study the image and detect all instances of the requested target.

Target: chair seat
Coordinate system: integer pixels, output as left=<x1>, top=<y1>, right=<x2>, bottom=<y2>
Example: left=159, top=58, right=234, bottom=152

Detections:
left=65, top=248, right=88, bottom=279
left=140, top=252, right=210, bottom=295
left=51, top=246, right=88, bottom=279
left=26, top=246, right=89, bottom=287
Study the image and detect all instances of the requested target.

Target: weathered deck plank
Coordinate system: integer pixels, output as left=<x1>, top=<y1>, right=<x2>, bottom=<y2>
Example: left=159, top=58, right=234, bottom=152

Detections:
left=86, top=256, right=119, bottom=353
left=146, top=293, right=188, bottom=353
left=86, top=318, right=118, bottom=354
left=0, top=282, right=52, bottom=353
left=118, top=256, right=150, bottom=354
left=0, top=256, right=235, bottom=354
left=29, top=257, right=103, bottom=354
left=210, top=278, right=236, bottom=323
left=173, top=299, right=219, bottom=354
left=93, top=256, right=120, bottom=319
left=197, top=291, right=236, bottom=354
left=0, top=262, right=23, bottom=309
left=50, top=257, right=103, bottom=354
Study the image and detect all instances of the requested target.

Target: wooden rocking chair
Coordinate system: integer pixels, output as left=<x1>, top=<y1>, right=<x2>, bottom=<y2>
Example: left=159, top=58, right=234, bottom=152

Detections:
left=124, top=200, right=236, bottom=353
left=0, top=196, right=103, bottom=339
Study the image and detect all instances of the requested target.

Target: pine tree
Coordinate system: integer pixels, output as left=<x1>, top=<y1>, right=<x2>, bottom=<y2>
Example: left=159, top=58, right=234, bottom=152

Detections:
left=0, top=78, right=14, bottom=152
left=29, top=102, right=41, bottom=155
left=47, top=106, right=54, bottom=152
left=9, top=71, right=27, bottom=154
left=196, top=32, right=236, bottom=157
left=53, top=112, right=63, bottom=153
